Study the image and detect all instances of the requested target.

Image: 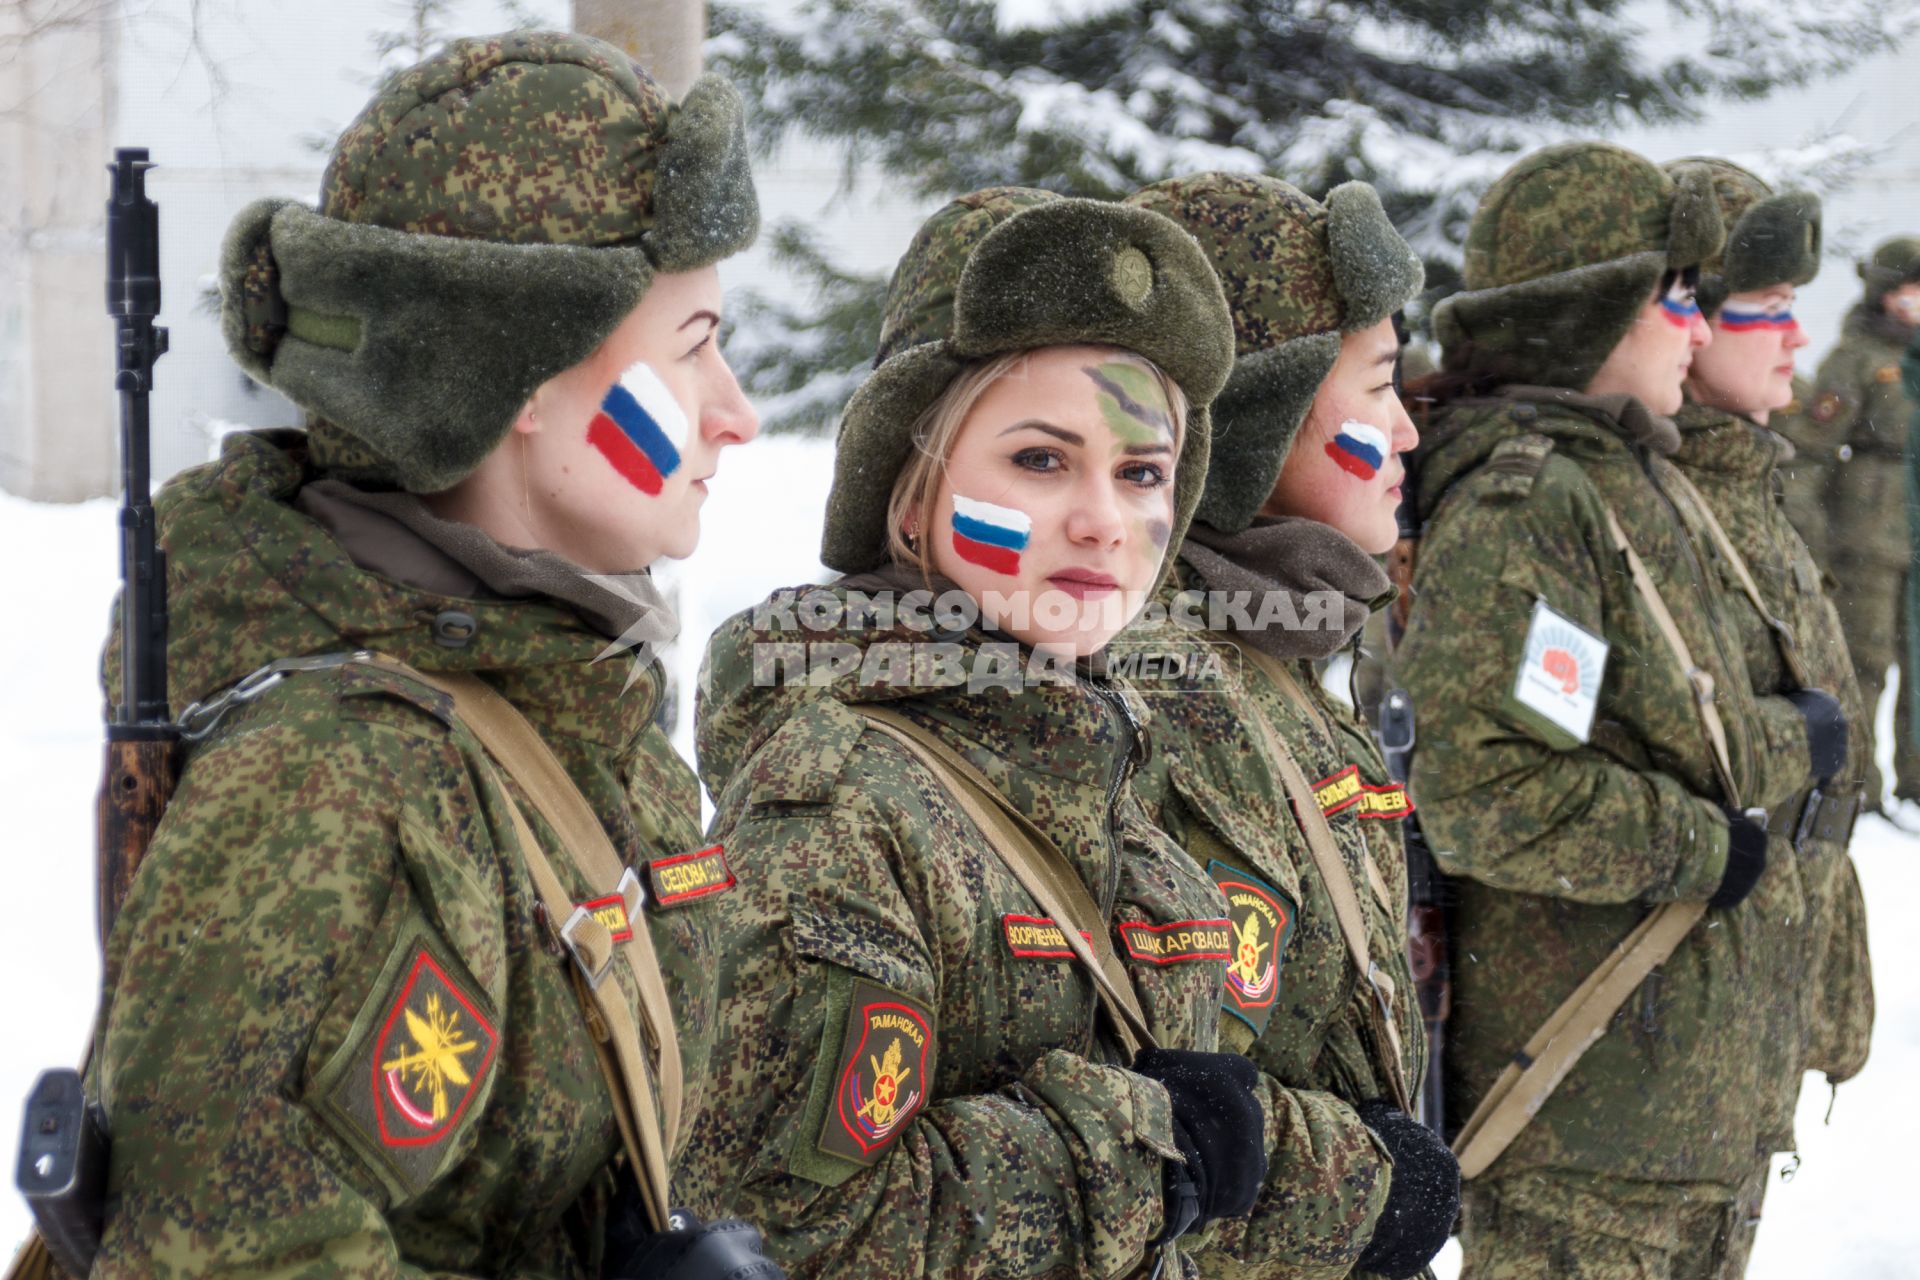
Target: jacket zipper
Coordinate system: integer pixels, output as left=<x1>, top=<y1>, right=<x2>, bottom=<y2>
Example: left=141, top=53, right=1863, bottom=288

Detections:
left=1083, top=676, right=1142, bottom=1056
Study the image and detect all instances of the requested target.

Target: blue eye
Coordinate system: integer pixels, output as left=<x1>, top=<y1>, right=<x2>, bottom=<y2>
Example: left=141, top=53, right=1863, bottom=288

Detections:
left=1013, top=447, right=1063, bottom=472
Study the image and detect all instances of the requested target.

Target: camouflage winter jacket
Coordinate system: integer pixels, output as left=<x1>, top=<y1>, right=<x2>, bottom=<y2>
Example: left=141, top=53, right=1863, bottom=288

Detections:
left=1777, top=306, right=1914, bottom=570
left=681, top=577, right=1243, bottom=1280
left=1130, top=574, right=1420, bottom=1280
left=1671, top=402, right=1874, bottom=1086
left=91, top=429, right=710, bottom=1279
left=1390, top=388, right=1824, bottom=1191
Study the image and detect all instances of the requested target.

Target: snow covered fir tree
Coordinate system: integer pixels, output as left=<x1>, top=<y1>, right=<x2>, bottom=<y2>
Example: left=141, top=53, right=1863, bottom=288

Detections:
left=713, top=0, right=1907, bottom=432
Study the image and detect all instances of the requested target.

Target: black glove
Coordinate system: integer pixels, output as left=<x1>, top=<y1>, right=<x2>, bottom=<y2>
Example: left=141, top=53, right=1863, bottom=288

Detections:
left=1708, top=807, right=1770, bottom=910
left=1353, top=1100, right=1461, bottom=1279
left=1787, top=688, right=1849, bottom=783
left=1131, top=1047, right=1267, bottom=1242
left=608, top=1208, right=785, bottom=1280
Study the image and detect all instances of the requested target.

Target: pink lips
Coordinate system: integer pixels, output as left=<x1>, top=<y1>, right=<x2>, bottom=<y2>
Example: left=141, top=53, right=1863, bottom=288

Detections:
left=1048, top=570, right=1120, bottom=601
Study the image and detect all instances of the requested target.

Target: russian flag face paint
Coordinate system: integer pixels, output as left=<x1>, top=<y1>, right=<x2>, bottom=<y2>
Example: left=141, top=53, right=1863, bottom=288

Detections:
left=951, top=494, right=1032, bottom=576
left=1324, top=420, right=1389, bottom=481
left=587, top=363, right=691, bottom=497
left=1717, top=302, right=1796, bottom=334
left=1658, top=281, right=1701, bottom=328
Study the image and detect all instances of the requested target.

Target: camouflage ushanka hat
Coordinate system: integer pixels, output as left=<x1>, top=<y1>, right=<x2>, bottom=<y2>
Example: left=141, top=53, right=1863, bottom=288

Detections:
left=1127, top=173, right=1424, bottom=533
left=1859, top=235, right=1920, bottom=308
left=819, top=187, right=1234, bottom=574
left=1663, top=157, right=1820, bottom=316
left=1433, top=141, right=1725, bottom=392
left=218, top=31, right=758, bottom=493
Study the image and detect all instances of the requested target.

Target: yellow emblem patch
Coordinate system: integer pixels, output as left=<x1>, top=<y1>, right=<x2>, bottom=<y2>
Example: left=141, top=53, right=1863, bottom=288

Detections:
left=1208, top=860, right=1296, bottom=1035
left=1876, top=364, right=1899, bottom=384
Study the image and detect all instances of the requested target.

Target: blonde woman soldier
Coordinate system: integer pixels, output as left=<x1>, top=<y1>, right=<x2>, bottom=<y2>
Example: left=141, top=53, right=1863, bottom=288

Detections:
left=679, top=189, right=1280, bottom=1278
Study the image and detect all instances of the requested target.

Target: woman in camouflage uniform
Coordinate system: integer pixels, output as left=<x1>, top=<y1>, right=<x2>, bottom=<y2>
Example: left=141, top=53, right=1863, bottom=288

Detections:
left=680, top=189, right=1274, bottom=1279
left=1391, top=141, right=1853, bottom=1279
left=1123, top=173, right=1459, bottom=1280
left=92, top=33, right=769, bottom=1279
left=1664, top=156, right=1874, bottom=1120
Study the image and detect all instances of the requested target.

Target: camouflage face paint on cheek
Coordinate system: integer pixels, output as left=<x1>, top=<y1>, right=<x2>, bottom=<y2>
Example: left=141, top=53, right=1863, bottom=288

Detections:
left=1324, top=420, right=1388, bottom=481
left=586, top=362, right=691, bottom=496
left=1083, top=361, right=1174, bottom=448
left=951, top=494, right=1032, bottom=576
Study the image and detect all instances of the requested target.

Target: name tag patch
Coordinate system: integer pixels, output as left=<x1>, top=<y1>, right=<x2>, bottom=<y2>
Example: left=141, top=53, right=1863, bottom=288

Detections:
left=1117, top=918, right=1233, bottom=966
left=577, top=893, right=633, bottom=943
left=1002, top=914, right=1089, bottom=959
left=819, top=979, right=936, bottom=1166
left=1208, top=860, right=1297, bottom=1036
left=1514, top=599, right=1608, bottom=743
left=647, top=844, right=735, bottom=906
left=1313, top=764, right=1414, bottom=821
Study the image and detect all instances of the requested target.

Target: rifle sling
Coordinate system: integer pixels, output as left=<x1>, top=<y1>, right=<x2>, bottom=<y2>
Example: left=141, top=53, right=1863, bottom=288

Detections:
left=1449, top=502, right=1739, bottom=1179
left=1223, top=642, right=1414, bottom=1115
left=854, top=706, right=1158, bottom=1059
left=1661, top=468, right=1814, bottom=689
left=362, top=658, right=681, bottom=1232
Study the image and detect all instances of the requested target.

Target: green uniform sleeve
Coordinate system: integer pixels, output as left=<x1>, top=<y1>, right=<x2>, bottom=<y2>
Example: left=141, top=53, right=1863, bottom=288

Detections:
left=1397, top=491, right=1731, bottom=905
left=680, top=808, right=1178, bottom=1280
left=94, top=718, right=499, bottom=1280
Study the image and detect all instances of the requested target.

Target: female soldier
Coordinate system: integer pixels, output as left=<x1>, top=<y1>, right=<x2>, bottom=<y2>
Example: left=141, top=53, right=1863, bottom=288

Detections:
left=1663, top=155, right=1874, bottom=1142
left=92, top=33, right=769, bottom=1278
left=1391, top=141, right=1849, bottom=1277
left=1122, top=173, right=1460, bottom=1280
left=680, top=188, right=1271, bottom=1278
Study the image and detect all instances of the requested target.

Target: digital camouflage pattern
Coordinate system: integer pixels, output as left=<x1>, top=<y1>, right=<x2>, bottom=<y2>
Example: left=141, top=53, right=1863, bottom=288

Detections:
left=1390, top=390, right=1829, bottom=1232
left=91, top=430, right=710, bottom=1278
left=1776, top=304, right=1920, bottom=801
left=1457, top=144, right=1679, bottom=291
left=872, top=186, right=1060, bottom=366
left=321, top=32, right=675, bottom=245
left=1127, top=175, right=1343, bottom=354
left=1131, top=580, right=1424, bottom=1280
left=1670, top=401, right=1874, bottom=1085
left=683, top=574, right=1253, bottom=1279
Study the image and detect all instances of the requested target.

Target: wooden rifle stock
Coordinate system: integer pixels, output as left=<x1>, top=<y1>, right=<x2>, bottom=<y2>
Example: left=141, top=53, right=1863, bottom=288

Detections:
left=96, top=735, right=180, bottom=947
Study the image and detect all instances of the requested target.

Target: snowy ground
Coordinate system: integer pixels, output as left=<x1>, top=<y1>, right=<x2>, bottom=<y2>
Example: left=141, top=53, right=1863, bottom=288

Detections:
left=1, top=438, right=1916, bottom=1273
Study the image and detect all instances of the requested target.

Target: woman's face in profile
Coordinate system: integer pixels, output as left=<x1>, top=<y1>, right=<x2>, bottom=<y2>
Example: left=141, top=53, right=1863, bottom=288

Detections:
left=921, top=345, right=1180, bottom=658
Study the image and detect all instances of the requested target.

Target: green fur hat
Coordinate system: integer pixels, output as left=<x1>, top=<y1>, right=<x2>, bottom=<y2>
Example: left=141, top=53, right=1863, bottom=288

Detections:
left=1663, top=157, right=1821, bottom=316
left=1126, top=173, right=1423, bottom=533
left=820, top=187, right=1235, bottom=574
left=218, top=30, right=758, bottom=493
left=1859, top=235, right=1920, bottom=309
left=1433, top=141, right=1725, bottom=392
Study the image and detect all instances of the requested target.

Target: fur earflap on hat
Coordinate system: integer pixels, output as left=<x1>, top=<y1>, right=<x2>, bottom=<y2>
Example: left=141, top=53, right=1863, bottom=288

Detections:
left=218, top=31, right=758, bottom=493
left=1127, top=173, right=1424, bottom=533
left=819, top=188, right=1235, bottom=574
left=1663, top=157, right=1821, bottom=316
left=1859, top=235, right=1920, bottom=308
left=1433, top=141, right=1725, bottom=393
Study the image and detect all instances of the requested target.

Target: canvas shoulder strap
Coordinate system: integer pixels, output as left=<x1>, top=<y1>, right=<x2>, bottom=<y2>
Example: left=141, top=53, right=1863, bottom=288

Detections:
left=1450, top=501, right=1736, bottom=1178
left=1661, top=468, right=1815, bottom=689
left=1224, top=642, right=1413, bottom=1114
left=853, top=705, right=1158, bottom=1059
left=359, top=658, right=682, bottom=1232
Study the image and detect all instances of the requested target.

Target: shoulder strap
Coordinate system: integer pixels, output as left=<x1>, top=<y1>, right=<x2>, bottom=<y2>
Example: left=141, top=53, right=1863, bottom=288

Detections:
left=1660, top=468, right=1816, bottom=689
left=853, top=705, right=1158, bottom=1060
left=358, top=657, right=682, bottom=1233
left=1224, top=642, right=1413, bottom=1114
left=1602, top=506, right=1744, bottom=809
left=1449, top=502, right=1733, bottom=1178
left=1450, top=900, right=1706, bottom=1178
left=1239, top=647, right=1400, bottom=913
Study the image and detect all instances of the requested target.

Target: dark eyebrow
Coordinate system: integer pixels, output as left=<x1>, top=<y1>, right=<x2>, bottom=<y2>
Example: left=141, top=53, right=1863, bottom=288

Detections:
left=679, top=309, right=721, bottom=333
left=1373, top=347, right=1400, bottom=368
left=999, top=421, right=1085, bottom=446
left=1123, top=442, right=1175, bottom=457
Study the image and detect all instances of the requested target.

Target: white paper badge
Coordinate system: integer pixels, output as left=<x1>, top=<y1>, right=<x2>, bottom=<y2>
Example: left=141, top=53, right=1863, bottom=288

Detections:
left=1514, top=599, right=1608, bottom=743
